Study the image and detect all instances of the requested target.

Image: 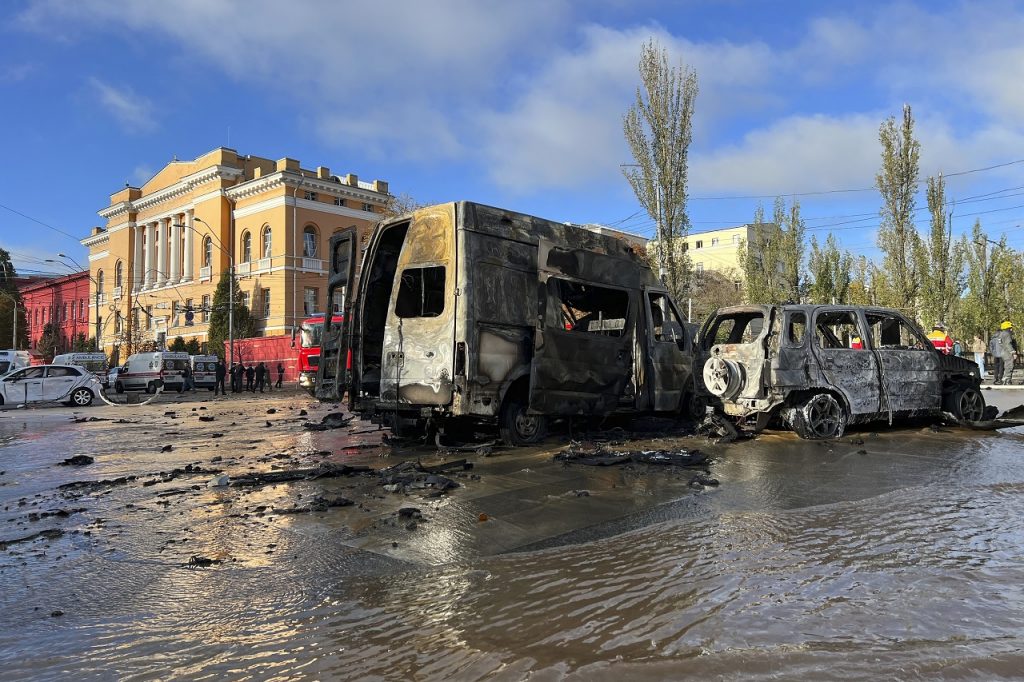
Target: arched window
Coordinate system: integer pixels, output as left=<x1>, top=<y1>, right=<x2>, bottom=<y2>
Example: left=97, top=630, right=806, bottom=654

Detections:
left=203, top=237, right=213, bottom=267
left=262, top=225, right=272, bottom=259
left=115, top=261, right=123, bottom=289
left=241, top=231, right=252, bottom=263
left=303, top=225, right=318, bottom=258
left=97, top=270, right=105, bottom=294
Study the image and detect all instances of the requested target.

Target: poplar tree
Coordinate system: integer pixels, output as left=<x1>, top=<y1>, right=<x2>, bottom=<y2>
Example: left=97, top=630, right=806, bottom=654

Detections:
left=623, top=39, right=698, bottom=298
left=807, top=234, right=853, bottom=304
left=920, top=173, right=965, bottom=328
left=876, top=104, right=923, bottom=311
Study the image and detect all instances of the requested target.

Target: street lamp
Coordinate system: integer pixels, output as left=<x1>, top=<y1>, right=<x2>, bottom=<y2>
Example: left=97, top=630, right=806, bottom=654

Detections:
left=48, top=255, right=101, bottom=351
left=175, top=217, right=234, bottom=367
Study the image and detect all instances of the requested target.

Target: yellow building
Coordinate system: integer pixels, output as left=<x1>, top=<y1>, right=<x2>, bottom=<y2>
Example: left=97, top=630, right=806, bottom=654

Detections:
left=81, top=147, right=389, bottom=359
left=681, top=224, right=754, bottom=278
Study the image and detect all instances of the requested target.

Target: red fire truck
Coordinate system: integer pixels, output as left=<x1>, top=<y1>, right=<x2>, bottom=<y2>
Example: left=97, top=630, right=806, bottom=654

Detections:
left=295, top=313, right=344, bottom=393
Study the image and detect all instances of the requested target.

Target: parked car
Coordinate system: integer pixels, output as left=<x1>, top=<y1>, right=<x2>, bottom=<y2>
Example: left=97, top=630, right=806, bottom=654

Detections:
left=698, top=304, right=985, bottom=439
left=0, top=364, right=100, bottom=407
left=106, top=365, right=122, bottom=389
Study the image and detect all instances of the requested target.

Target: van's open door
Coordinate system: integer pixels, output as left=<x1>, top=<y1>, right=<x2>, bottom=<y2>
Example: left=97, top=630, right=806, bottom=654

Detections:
left=528, top=240, right=635, bottom=415
left=316, top=228, right=359, bottom=403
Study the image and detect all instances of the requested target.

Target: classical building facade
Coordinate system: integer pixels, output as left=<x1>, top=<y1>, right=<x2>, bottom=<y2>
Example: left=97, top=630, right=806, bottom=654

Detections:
left=81, top=147, right=388, bottom=360
left=19, top=271, right=93, bottom=353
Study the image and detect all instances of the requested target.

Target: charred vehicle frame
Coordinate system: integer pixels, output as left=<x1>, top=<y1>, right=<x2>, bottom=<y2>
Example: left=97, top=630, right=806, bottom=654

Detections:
left=315, top=201, right=699, bottom=444
left=698, top=304, right=985, bottom=439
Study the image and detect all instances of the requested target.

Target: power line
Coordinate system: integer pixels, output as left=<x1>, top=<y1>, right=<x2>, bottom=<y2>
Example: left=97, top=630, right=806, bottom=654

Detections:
left=0, top=202, right=81, bottom=242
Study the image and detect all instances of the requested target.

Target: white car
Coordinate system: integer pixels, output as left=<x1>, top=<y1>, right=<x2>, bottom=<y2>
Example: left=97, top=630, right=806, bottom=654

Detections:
left=0, top=364, right=101, bottom=407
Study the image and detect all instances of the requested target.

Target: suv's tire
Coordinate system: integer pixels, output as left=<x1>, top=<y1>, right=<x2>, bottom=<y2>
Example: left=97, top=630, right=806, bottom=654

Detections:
left=70, top=388, right=94, bottom=407
left=681, top=391, right=707, bottom=421
left=792, top=393, right=848, bottom=440
left=945, top=386, right=985, bottom=422
left=115, top=382, right=125, bottom=394
left=499, top=393, right=547, bottom=446
left=703, top=357, right=744, bottom=399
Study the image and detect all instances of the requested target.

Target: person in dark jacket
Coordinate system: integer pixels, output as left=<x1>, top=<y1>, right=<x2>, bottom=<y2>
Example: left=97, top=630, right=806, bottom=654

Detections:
left=276, top=362, right=285, bottom=388
left=214, top=361, right=227, bottom=396
left=255, top=362, right=267, bottom=393
left=231, top=363, right=244, bottom=393
left=245, top=364, right=256, bottom=392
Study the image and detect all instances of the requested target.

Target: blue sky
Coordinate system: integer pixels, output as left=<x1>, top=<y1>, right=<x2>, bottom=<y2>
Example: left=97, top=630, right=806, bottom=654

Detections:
left=2, top=0, right=1023, bottom=277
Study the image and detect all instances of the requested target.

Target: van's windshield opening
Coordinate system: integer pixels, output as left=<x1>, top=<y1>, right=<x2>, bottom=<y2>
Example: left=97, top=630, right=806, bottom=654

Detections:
left=707, top=312, right=764, bottom=347
left=301, top=321, right=324, bottom=348
left=550, top=278, right=630, bottom=337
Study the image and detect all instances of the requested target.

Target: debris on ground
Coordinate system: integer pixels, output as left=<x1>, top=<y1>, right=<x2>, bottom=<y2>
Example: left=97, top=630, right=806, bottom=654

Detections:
left=688, top=473, right=720, bottom=489
left=303, top=412, right=354, bottom=431
left=186, top=555, right=222, bottom=568
left=208, top=474, right=230, bottom=488
left=379, top=461, right=460, bottom=495
left=160, top=445, right=173, bottom=452
left=229, top=463, right=371, bottom=487
left=554, top=443, right=708, bottom=468
left=275, top=495, right=354, bottom=514
left=0, top=528, right=64, bottom=550
left=198, top=415, right=215, bottom=422
left=398, top=507, right=423, bottom=520
left=58, top=455, right=94, bottom=466
left=696, top=414, right=740, bottom=443
left=71, top=416, right=107, bottom=423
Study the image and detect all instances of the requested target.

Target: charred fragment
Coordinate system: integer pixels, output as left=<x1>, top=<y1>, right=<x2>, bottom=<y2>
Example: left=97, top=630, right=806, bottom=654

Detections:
left=697, top=304, right=985, bottom=439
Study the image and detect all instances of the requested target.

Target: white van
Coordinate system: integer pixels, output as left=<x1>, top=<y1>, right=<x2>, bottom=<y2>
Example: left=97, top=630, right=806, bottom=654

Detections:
left=114, top=351, right=190, bottom=393
left=190, top=354, right=219, bottom=390
left=52, top=352, right=109, bottom=387
left=0, top=350, right=30, bottom=376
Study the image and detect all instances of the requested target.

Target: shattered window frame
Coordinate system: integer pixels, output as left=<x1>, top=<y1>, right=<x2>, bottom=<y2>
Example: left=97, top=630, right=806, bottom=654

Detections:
left=786, top=311, right=807, bottom=346
left=647, top=291, right=687, bottom=345
left=707, top=311, right=765, bottom=347
left=395, top=265, right=446, bottom=319
left=865, top=311, right=931, bottom=351
left=548, top=277, right=631, bottom=338
left=814, top=310, right=865, bottom=350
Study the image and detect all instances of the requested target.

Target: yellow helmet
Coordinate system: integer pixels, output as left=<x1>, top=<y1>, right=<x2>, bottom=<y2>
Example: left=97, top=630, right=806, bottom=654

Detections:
left=1001, top=320, right=1013, bottom=330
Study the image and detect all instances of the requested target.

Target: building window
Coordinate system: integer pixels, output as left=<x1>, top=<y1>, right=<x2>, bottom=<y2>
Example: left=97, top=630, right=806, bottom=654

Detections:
left=696, top=262, right=704, bottom=273
left=241, top=292, right=251, bottom=312
left=201, top=295, right=210, bottom=322
left=711, top=237, right=719, bottom=246
left=115, top=261, right=123, bottom=288
left=362, top=202, right=373, bottom=212
left=732, top=234, right=741, bottom=244
left=71, top=303, right=76, bottom=321
left=203, top=237, right=213, bottom=267
left=694, top=241, right=703, bottom=250
left=79, top=300, right=85, bottom=319
left=334, top=197, right=345, bottom=207
left=303, top=226, right=318, bottom=258
left=241, top=231, right=252, bottom=263
left=304, top=287, right=318, bottom=315
left=332, top=288, right=344, bottom=314
left=262, top=288, right=271, bottom=318
left=115, top=314, right=122, bottom=334
left=97, top=270, right=105, bottom=294
left=262, top=226, right=272, bottom=259
left=304, top=190, right=318, bottom=201
left=62, top=303, right=67, bottom=322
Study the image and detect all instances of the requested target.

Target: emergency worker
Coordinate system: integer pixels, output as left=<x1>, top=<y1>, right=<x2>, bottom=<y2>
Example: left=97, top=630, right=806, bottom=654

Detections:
left=993, top=321, right=1018, bottom=384
left=927, top=322, right=954, bottom=354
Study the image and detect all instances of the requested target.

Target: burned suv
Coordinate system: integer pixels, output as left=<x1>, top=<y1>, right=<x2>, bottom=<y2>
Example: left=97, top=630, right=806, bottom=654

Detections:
left=698, top=305, right=985, bottom=439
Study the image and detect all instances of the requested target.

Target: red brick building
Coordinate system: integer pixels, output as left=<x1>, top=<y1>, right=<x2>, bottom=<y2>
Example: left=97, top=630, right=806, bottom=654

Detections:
left=19, top=271, right=94, bottom=354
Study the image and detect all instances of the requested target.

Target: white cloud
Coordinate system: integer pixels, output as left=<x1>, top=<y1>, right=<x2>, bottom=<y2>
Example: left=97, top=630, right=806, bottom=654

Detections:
left=131, top=164, right=155, bottom=186
left=0, top=63, right=35, bottom=83
left=88, top=78, right=156, bottom=133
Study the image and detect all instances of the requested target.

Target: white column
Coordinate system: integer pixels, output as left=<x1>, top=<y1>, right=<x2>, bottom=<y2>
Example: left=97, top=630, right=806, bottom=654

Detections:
left=170, top=216, right=181, bottom=283
left=133, top=224, right=144, bottom=289
left=182, top=209, right=194, bottom=281
left=156, top=218, right=168, bottom=286
left=143, top=222, right=155, bottom=288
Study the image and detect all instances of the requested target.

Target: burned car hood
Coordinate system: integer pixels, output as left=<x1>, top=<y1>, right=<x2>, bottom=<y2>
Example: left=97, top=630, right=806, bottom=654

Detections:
left=939, top=352, right=981, bottom=377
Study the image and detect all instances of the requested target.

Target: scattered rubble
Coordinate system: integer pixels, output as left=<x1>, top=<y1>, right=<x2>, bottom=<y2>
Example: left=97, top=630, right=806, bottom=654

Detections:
left=302, top=412, right=354, bottom=431
left=58, top=455, right=94, bottom=466
left=555, top=443, right=709, bottom=468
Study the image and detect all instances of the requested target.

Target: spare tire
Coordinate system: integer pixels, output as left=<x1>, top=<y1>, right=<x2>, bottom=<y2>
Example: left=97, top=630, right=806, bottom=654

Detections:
left=703, top=357, right=744, bottom=399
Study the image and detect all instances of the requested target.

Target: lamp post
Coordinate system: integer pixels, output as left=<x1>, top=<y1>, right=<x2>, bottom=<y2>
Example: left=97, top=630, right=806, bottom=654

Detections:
left=177, top=217, right=234, bottom=367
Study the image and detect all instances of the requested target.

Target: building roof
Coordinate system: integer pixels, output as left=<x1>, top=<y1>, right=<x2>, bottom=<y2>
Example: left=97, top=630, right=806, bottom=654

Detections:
left=18, top=270, right=89, bottom=294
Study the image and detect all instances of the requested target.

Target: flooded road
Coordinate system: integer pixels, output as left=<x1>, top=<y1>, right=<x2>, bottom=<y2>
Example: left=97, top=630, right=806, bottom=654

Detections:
left=2, top=390, right=1024, bottom=680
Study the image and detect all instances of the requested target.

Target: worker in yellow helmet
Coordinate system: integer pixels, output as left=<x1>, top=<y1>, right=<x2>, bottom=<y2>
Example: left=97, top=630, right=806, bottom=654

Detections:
left=927, top=322, right=953, bottom=354
left=991, top=321, right=1018, bottom=384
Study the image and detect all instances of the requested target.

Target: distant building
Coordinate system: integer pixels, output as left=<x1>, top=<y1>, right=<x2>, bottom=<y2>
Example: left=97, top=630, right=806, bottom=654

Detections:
left=19, top=271, right=92, bottom=352
left=80, top=147, right=390, bottom=359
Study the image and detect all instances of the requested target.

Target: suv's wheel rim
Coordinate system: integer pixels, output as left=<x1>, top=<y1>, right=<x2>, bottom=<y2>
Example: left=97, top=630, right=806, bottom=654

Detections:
left=958, top=389, right=984, bottom=421
left=806, top=394, right=843, bottom=438
left=72, top=389, right=91, bottom=405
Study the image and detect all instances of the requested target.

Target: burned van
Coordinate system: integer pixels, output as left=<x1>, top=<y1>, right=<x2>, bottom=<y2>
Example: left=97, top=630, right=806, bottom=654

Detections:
left=316, top=201, right=697, bottom=444
left=698, top=304, right=985, bottom=439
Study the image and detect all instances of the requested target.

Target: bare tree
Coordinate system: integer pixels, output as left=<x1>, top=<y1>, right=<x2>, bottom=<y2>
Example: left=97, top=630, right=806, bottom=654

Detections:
left=876, top=104, right=923, bottom=311
left=622, top=39, right=698, bottom=298
left=383, top=192, right=428, bottom=218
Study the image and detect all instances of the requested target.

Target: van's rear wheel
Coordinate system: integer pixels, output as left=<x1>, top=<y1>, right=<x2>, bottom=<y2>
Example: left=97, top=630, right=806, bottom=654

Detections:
left=499, top=393, right=546, bottom=446
left=792, top=393, right=847, bottom=440
left=146, top=382, right=157, bottom=394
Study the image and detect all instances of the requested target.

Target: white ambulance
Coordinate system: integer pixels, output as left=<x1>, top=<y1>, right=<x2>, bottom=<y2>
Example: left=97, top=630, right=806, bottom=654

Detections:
left=114, top=351, right=190, bottom=393
left=0, top=350, right=29, bottom=376
left=52, top=352, right=110, bottom=387
left=190, top=354, right=219, bottom=390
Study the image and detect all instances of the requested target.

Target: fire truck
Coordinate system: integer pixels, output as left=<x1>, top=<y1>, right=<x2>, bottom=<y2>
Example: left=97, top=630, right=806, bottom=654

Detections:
left=295, top=313, right=344, bottom=393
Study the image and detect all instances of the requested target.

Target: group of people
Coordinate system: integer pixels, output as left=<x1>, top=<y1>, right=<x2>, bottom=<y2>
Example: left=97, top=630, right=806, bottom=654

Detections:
left=213, top=360, right=286, bottom=395
left=931, top=321, right=1019, bottom=385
